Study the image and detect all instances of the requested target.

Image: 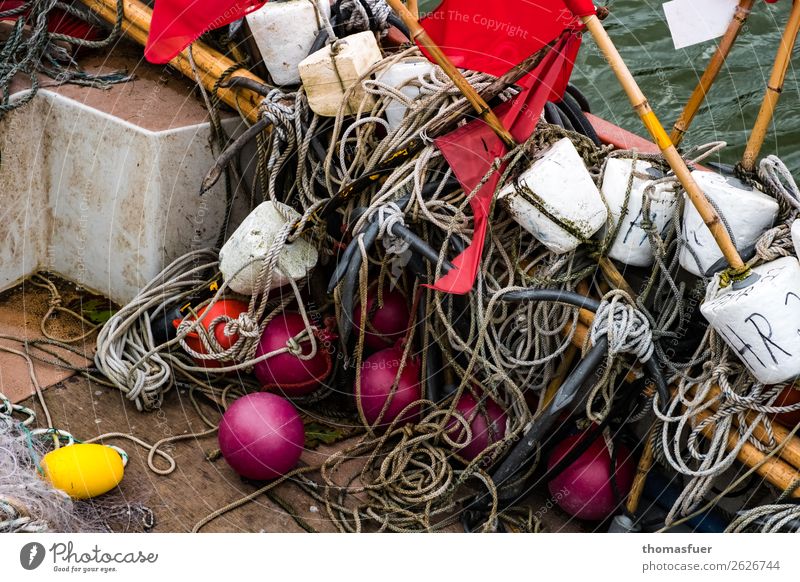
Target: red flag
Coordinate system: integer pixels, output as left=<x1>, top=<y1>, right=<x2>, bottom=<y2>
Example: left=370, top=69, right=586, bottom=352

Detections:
left=419, top=0, right=595, bottom=79
left=429, top=33, right=584, bottom=295
left=145, top=0, right=267, bottom=64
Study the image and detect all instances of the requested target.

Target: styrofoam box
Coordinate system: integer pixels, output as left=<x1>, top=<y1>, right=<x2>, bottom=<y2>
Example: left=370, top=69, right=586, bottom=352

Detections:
left=680, top=170, right=779, bottom=277
left=0, top=90, right=243, bottom=305
left=247, top=0, right=330, bottom=86
left=497, top=137, right=608, bottom=254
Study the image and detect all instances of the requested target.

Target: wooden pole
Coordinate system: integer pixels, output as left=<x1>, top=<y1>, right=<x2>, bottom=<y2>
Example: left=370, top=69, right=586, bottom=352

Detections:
left=407, top=0, right=419, bottom=20
left=741, top=0, right=800, bottom=172
left=671, top=0, right=756, bottom=147
left=581, top=15, right=746, bottom=273
left=384, top=0, right=516, bottom=148
left=80, top=0, right=266, bottom=123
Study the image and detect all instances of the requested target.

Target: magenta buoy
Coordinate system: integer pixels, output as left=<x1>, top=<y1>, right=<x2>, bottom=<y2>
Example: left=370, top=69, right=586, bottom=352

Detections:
left=357, top=346, right=421, bottom=428
left=446, top=393, right=507, bottom=462
left=253, top=312, right=332, bottom=396
left=218, top=393, right=305, bottom=481
left=547, top=431, right=635, bottom=521
left=353, top=286, right=411, bottom=350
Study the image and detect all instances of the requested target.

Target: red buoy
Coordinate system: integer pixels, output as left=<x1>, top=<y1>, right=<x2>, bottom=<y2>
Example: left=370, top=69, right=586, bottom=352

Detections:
left=356, top=346, right=422, bottom=428
left=446, top=393, right=507, bottom=462
left=254, top=312, right=333, bottom=396
left=547, top=431, right=635, bottom=521
left=177, top=299, right=250, bottom=368
left=218, top=393, right=305, bottom=481
left=353, top=286, right=411, bottom=351
left=771, top=385, right=800, bottom=429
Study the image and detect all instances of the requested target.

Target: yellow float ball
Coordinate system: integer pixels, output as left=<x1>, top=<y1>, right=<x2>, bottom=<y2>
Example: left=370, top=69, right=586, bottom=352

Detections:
left=40, top=444, right=124, bottom=499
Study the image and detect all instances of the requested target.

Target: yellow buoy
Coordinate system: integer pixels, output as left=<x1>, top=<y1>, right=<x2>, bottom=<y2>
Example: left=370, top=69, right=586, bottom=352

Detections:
left=40, top=444, right=124, bottom=499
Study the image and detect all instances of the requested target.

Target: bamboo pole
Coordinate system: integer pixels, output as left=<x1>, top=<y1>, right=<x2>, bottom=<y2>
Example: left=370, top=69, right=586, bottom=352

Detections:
left=741, top=0, right=800, bottom=172
left=407, top=0, right=419, bottom=20
left=703, top=384, right=800, bottom=470
left=384, top=0, right=516, bottom=148
left=627, top=423, right=657, bottom=515
left=671, top=0, right=756, bottom=147
left=692, top=401, right=800, bottom=497
left=80, top=0, right=266, bottom=123
left=581, top=15, right=746, bottom=273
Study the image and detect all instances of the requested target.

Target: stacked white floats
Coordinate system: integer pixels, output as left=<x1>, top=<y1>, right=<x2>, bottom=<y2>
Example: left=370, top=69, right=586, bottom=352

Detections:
left=601, top=158, right=678, bottom=267
left=680, top=171, right=778, bottom=276
left=247, top=0, right=330, bottom=86
left=497, top=138, right=608, bottom=254
left=219, top=201, right=318, bottom=295
left=701, top=257, right=800, bottom=384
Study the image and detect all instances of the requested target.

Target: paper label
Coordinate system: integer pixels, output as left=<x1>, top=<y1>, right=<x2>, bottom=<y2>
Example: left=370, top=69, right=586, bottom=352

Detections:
left=663, top=0, right=739, bottom=50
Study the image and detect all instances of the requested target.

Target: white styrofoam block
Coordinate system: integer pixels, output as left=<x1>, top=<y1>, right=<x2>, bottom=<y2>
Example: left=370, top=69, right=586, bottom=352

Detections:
left=0, top=90, right=243, bottom=305
left=219, top=201, right=318, bottom=295
left=247, top=0, right=330, bottom=86
left=601, top=158, right=677, bottom=267
left=299, top=31, right=383, bottom=117
left=792, top=220, right=800, bottom=258
left=680, top=170, right=779, bottom=277
left=497, top=138, right=608, bottom=254
left=377, top=61, right=434, bottom=131
left=701, top=256, right=800, bottom=384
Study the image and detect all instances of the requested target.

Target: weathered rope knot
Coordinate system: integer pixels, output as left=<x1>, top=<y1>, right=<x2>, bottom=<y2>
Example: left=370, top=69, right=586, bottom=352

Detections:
left=590, top=290, right=654, bottom=363
left=223, top=312, right=261, bottom=340
left=374, top=202, right=411, bottom=256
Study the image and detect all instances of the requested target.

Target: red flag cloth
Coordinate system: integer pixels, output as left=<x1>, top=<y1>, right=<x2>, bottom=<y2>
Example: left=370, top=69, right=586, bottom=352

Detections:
left=420, top=0, right=594, bottom=79
left=145, top=0, right=267, bottom=64
left=429, top=33, right=583, bottom=295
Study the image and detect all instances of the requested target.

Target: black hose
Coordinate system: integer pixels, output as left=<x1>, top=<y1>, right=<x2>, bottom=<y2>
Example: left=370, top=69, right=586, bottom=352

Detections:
left=386, top=13, right=410, bottom=38
left=557, top=92, right=601, bottom=146
left=544, top=101, right=564, bottom=128
left=566, top=83, right=592, bottom=114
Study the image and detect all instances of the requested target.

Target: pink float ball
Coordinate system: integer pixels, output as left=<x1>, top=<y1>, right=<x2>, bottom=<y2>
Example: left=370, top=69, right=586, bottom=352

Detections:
left=357, top=346, right=422, bottom=428
left=353, top=286, right=411, bottom=351
left=446, top=393, right=507, bottom=462
left=547, top=431, right=635, bottom=521
left=218, top=393, right=305, bottom=481
left=254, top=312, right=332, bottom=396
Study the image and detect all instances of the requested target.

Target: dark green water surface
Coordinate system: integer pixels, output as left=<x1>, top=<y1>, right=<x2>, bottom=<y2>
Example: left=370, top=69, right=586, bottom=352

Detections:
left=572, top=1, right=800, bottom=171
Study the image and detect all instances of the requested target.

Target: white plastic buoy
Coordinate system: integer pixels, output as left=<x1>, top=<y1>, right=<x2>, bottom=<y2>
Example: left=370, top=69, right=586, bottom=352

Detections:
left=701, top=256, right=800, bottom=385
left=601, top=158, right=677, bottom=267
left=680, top=171, right=779, bottom=277
left=246, top=0, right=330, bottom=86
left=792, top=220, right=800, bottom=258
left=377, top=61, right=434, bottom=131
left=497, top=138, right=608, bottom=254
left=219, top=202, right=318, bottom=295
left=298, top=31, right=383, bottom=117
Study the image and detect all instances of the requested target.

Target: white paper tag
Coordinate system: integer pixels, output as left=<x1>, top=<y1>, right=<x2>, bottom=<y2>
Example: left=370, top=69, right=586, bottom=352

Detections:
left=663, top=0, right=739, bottom=50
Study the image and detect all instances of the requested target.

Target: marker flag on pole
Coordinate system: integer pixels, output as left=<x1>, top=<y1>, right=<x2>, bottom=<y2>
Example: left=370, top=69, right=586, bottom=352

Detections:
left=145, top=0, right=267, bottom=64
left=418, top=0, right=595, bottom=79
left=420, top=1, right=594, bottom=295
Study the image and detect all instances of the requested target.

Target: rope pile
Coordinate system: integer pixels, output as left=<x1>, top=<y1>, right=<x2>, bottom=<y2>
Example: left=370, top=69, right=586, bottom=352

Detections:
left=9, top=5, right=800, bottom=533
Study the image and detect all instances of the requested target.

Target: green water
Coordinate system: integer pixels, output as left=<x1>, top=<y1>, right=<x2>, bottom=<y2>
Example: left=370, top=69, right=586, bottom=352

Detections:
left=417, top=0, right=799, bottom=171
left=572, top=1, right=800, bottom=172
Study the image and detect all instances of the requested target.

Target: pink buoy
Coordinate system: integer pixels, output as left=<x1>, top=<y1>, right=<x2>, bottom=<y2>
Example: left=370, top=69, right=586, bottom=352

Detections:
left=218, top=393, right=305, bottom=481
left=547, top=431, right=635, bottom=521
left=353, top=286, right=411, bottom=351
left=446, top=393, right=507, bottom=462
left=253, top=312, right=333, bottom=396
left=357, top=346, right=422, bottom=428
